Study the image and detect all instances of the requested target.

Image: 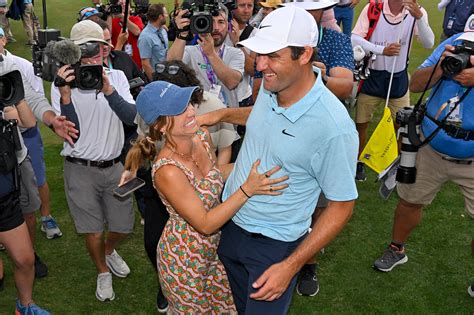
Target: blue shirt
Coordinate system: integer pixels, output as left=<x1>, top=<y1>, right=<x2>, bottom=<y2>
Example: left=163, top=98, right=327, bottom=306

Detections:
left=442, top=0, right=474, bottom=37
left=0, top=173, right=14, bottom=198
left=23, top=0, right=32, bottom=4
left=138, top=23, right=168, bottom=70
left=419, top=33, right=474, bottom=158
left=223, top=68, right=359, bottom=241
left=318, top=28, right=354, bottom=73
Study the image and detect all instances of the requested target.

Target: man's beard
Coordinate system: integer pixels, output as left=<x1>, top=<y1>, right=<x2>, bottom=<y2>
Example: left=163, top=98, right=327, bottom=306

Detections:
left=212, top=32, right=225, bottom=47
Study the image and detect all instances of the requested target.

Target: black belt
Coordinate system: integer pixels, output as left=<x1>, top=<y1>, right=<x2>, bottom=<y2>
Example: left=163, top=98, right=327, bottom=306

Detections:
left=337, top=3, right=352, bottom=8
left=441, top=156, right=473, bottom=165
left=65, top=156, right=121, bottom=168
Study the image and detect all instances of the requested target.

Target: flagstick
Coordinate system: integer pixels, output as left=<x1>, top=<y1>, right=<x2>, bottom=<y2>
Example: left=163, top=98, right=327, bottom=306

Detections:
left=384, top=7, right=407, bottom=108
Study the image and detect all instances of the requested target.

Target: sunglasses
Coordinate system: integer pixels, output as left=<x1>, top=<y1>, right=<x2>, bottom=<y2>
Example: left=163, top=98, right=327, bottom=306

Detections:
left=155, top=64, right=180, bottom=75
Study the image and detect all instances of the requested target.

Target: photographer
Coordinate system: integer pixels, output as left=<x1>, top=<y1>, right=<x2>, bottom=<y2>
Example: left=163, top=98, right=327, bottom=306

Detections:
left=372, top=16, right=474, bottom=273
left=109, top=0, right=144, bottom=69
left=0, top=57, right=50, bottom=314
left=138, top=3, right=168, bottom=81
left=167, top=4, right=244, bottom=108
left=51, top=20, right=136, bottom=302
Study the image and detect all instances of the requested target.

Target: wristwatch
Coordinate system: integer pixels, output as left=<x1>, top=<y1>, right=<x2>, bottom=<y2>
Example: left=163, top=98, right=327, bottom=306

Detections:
left=176, top=32, right=188, bottom=41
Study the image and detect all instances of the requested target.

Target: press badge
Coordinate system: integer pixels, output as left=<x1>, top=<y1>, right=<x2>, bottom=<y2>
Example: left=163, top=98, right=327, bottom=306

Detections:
left=124, top=43, right=133, bottom=56
left=446, top=96, right=462, bottom=125
left=209, top=84, right=222, bottom=97
left=447, top=18, right=455, bottom=30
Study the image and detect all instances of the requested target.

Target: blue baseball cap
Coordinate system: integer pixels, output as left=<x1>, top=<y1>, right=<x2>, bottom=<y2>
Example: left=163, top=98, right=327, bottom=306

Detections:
left=136, top=81, right=200, bottom=125
left=78, top=7, right=102, bottom=21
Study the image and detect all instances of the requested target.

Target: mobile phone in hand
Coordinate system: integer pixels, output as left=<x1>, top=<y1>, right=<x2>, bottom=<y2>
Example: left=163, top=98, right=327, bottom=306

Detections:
left=113, top=177, right=145, bottom=197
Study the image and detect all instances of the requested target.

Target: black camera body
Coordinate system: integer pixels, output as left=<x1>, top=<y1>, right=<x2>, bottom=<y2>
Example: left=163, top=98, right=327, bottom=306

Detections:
left=440, top=41, right=474, bottom=77
left=0, top=69, right=25, bottom=111
left=108, top=0, right=123, bottom=15
left=182, top=0, right=220, bottom=34
left=133, top=0, right=149, bottom=15
left=395, top=107, right=424, bottom=184
left=32, top=29, right=103, bottom=90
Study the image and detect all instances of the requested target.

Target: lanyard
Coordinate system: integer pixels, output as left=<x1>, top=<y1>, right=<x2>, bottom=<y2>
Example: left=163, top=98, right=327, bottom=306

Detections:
left=156, top=28, right=167, bottom=49
left=199, top=45, right=225, bottom=86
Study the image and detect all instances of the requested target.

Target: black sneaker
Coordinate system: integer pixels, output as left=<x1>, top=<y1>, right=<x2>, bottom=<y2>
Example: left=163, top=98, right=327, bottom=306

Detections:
left=296, top=264, right=319, bottom=297
left=34, top=253, right=48, bottom=278
left=355, top=162, right=367, bottom=181
left=156, top=289, right=168, bottom=313
left=373, top=244, right=408, bottom=272
left=468, top=284, right=474, bottom=297
left=0, top=276, right=4, bottom=291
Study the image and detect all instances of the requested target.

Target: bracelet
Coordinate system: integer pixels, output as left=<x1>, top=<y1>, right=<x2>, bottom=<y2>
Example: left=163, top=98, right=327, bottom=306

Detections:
left=239, top=185, right=251, bottom=198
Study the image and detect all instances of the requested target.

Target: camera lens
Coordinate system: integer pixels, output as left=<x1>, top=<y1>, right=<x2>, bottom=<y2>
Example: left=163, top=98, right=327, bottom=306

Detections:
left=441, top=53, right=470, bottom=77
left=0, top=77, right=14, bottom=103
left=77, top=65, right=102, bottom=90
left=191, top=14, right=213, bottom=34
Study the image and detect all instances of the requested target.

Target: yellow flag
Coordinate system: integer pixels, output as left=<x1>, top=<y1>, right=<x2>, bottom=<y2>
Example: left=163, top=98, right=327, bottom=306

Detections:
left=359, top=107, right=398, bottom=174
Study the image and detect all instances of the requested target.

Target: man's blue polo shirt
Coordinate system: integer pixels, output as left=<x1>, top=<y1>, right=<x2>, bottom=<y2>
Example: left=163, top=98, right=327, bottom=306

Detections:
left=138, top=23, right=168, bottom=70
left=418, top=33, right=474, bottom=158
left=223, top=68, right=359, bottom=242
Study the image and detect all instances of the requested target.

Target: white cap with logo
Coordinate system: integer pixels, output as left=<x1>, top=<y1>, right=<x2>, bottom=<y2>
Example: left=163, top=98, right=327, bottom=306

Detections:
left=237, top=6, right=318, bottom=54
left=281, top=0, right=339, bottom=11
left=457, top=14, right=474, bottom=42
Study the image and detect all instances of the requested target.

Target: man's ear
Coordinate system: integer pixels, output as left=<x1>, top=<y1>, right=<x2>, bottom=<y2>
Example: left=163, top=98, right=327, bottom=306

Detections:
left=299, top=46, right=314, bottom=65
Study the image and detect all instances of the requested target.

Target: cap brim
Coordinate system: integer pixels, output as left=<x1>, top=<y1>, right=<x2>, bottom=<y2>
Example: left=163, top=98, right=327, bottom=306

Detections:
left=259, top=2, right=277, bottom=8
left=281, top=2, right=337, bottom=10
left=73, top=37, right=113, bottom=47
left=458, top=31, right=474, bottom=42
left=238, top=36, right=288, bottom=54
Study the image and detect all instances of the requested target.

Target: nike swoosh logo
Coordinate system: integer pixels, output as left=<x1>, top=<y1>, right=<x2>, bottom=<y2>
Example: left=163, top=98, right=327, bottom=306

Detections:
left=282, top=129, right=295, bottom=137
left=259, top=25, right=272, bottom=29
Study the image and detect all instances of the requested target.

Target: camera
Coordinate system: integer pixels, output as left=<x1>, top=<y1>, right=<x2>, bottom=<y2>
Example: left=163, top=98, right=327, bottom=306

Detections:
left=395, top=107, right=423, bottom=184
left=181, top=0, right=220, bottom=34
left=0, top=69, right=25, bottom=110
left=108, top=0, right=123, bottom=15
left=440, top=41, right=474, bottom=77
left=32, top=29, right=103, bottom=90
left=133, top=0, right=149, bottom=15
left=128, top=77, right=146, bottom=99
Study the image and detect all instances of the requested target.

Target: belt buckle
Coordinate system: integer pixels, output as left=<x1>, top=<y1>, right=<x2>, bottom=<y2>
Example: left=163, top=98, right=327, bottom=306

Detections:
left=96, top=160, right=106, bottom=168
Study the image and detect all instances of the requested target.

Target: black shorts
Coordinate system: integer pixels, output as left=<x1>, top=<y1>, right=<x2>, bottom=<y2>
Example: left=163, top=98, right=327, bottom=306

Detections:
left=0, top=192, right=24, bottom=232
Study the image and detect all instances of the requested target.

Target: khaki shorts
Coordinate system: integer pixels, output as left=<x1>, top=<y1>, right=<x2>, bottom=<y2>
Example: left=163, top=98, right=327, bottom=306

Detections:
left=397, top=144, right=474, bottom=218
left=355, top=91, right=410, bottom=124
left=64, top=160, right=134, bottom=234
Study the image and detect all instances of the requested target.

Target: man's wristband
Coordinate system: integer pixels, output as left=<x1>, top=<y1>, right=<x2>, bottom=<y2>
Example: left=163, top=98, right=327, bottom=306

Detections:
left=176, top=32, right=188, bottom=41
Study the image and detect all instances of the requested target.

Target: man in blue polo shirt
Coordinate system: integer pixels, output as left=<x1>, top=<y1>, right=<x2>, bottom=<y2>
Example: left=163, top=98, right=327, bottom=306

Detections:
left=138, top=3, right=168, bottom=80
left=217, top=6, right=358, bottom=314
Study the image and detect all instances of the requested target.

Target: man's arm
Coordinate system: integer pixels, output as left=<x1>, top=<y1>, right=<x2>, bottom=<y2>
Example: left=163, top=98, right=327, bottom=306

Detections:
left=167, top=10, right=190, bottom=61
left=250, top=200, right=354, bottom=301
left=197, top=106, right=252, bottom=127
left=141, top=58, right=154, bottom=81
left=126, top=16, right=142, bottom=36
left=326, top=67, right=354, bottom=100
left=199, top=34, right=243, bottom=90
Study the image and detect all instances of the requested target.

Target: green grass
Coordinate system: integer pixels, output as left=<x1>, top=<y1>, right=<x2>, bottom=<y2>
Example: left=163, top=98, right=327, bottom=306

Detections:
left=1, top=0, right=473, bottom=313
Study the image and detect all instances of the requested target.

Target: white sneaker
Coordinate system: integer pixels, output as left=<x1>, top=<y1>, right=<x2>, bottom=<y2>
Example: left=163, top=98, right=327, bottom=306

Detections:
left=40, top=216, right=63, bottom=239
left=105, top=249, right=130, bottom=278
left=96, top=272, right=115, bottom=302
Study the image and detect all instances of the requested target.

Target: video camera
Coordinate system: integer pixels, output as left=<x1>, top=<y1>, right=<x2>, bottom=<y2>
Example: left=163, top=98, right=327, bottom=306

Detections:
left=180, top=0, right=221, bottom=34
left=0, top=68, right=25, bottom=111
left=440, top=41, right=474, bottom=77
left=32, top=29, right=103, bottom=90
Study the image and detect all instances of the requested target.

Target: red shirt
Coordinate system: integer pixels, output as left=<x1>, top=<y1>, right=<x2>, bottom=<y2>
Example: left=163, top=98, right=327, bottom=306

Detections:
left=111, top=15, right=144, bottom=69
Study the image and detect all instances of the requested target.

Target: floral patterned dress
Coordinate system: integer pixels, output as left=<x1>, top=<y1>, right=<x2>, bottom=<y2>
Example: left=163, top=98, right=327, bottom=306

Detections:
left=152, top=130, right=236, bottom=314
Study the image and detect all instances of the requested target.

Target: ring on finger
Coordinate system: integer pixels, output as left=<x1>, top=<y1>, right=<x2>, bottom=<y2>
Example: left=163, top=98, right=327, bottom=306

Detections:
left=265, top=172, right=270, bottom=178
left=269, top=186, right=273, bottom=192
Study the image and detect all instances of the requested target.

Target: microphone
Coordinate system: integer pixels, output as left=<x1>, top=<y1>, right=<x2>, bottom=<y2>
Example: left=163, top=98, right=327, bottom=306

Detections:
left=49, top=39, right=82, bottom=65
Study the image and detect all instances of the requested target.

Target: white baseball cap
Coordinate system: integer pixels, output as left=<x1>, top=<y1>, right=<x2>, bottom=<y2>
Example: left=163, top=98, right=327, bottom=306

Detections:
left=70, top=20, right=112, bottom=46
left=238, top=6, right=318, bottom=54
left=281, top=0, right=339, bottom=11
left=457, top=14, right=474, bottom=42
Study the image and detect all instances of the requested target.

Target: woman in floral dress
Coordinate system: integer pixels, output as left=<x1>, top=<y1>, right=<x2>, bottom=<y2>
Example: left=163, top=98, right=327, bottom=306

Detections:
left=132, top=81, right=288, bottom=314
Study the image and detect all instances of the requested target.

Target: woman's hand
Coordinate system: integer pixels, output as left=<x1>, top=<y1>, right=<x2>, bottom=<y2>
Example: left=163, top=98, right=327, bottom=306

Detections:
left=241, top=160, right=288, bottom=197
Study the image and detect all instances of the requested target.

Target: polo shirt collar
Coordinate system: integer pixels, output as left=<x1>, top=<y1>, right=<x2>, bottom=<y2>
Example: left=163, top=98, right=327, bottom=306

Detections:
left=268, top=67, right=324, bottom=123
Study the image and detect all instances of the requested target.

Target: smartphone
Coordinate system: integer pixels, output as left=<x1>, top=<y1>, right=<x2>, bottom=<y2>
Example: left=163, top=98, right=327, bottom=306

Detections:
left=113, top=177, right=145, bottom=198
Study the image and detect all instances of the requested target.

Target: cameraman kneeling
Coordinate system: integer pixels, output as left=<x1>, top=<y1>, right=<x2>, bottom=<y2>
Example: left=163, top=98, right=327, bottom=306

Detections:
left=372, top=18, right=474, bottom=273
left=51, top=20, right=136, bottom=302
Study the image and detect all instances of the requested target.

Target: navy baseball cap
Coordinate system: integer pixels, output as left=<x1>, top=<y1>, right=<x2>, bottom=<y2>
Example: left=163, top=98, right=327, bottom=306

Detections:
left=136, top=81, right=200, bottom=125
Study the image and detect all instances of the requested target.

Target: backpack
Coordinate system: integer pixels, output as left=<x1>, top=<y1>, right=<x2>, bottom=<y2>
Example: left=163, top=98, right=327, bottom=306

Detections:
left=365, top=0, right=383, bottom=41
